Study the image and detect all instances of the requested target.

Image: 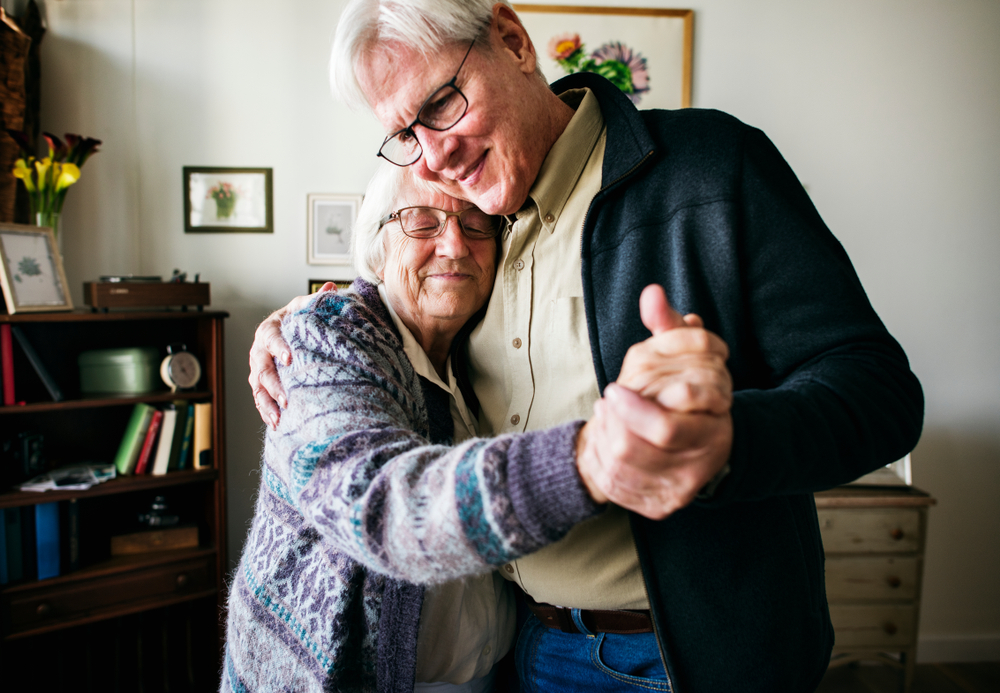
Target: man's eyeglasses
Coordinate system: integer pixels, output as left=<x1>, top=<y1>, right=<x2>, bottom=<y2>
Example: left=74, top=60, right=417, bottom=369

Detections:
left=377, top=39, right=476, bottom=167
left=378, top=206, right=500, bottom=239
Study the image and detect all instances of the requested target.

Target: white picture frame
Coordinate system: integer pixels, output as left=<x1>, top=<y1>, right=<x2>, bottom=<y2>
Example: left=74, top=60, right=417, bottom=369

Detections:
left=307, top=193, right=362, bottom=265
left=0, top=223, right=74, bottom=314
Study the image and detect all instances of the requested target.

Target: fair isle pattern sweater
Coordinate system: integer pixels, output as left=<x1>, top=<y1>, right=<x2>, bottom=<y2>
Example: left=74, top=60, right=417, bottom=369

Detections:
left=222, top=280, right=598, bottom=693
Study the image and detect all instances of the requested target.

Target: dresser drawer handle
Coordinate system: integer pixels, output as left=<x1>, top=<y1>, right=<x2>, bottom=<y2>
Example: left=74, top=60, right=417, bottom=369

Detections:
left=886, top=576, right=902, bottom=588
left=883, top=621, right=898, bottom=635
left=36, top=602, right=52, bottom=618
left=890, top=528, right=905, bottom=540
left=176, top=573, right=190, bottom=589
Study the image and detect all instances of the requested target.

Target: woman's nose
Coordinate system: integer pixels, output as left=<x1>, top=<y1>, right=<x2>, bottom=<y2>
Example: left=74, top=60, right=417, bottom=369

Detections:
left=435, top=217, right=470, bottom=258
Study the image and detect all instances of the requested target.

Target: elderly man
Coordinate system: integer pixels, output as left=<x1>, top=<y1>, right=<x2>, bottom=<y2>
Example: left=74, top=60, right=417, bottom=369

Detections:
left=249, top=1, right=923, bottom=691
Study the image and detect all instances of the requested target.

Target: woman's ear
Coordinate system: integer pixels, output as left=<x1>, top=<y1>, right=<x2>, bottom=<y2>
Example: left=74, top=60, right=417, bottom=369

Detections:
left=492, top=4, right=537, bottom=76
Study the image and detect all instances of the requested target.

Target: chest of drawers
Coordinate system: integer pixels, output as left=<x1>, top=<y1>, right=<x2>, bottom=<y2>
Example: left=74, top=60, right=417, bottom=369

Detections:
left=815, top=486, right=935, bottom=693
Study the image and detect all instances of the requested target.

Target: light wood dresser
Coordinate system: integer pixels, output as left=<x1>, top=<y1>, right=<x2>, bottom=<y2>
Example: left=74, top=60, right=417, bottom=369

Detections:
left=815, top=486, right=935, bottom=693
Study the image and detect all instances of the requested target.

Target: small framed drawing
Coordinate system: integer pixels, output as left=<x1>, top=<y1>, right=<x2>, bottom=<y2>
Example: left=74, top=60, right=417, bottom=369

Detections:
left=184, top=166, right=273, bottom=233
left=0, top=223, right=73, bottom=314
left=513, top=5, right=693, bottom=109
left=307, top=193, right=363, bottom=265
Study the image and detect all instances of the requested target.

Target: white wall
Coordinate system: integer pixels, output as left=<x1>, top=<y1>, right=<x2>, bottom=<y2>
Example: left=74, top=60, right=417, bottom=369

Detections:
left=10, top=0, right=998, bottom=662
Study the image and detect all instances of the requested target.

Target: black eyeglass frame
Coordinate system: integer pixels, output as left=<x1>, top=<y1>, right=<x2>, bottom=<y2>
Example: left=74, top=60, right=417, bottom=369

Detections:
left=378, top=206, right=501, bottom=240
left=376, top=38, right=478, bottom=167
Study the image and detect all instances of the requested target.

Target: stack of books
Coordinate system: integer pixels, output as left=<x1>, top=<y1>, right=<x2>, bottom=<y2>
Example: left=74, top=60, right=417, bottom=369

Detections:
left=113, top=402, right=213, bottom=477
left=0, top=501, right=75, bottom=585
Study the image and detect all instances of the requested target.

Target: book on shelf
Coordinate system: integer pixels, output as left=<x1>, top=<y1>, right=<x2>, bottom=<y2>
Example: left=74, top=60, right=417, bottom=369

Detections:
left=110, top=525, right=198, bottom=556
left=166, top=402, right=190, bottom=472
left=151, top=406, right=179, bottom=476
left=114, top=403, right=156, bottom=475
left=60, top=499, right=80, bottom=574
left=1, top=323, right=14, bottom=405
left=133, top=409, right=164, bottom=476
left=35, top=502, right=60, bottom=580
left=11, top=326, right=63, bottom=402
left=20, top=505, right=36, bottom=581
left=176, top=404, right=195, bottom=470
left=3, top=507, right=24, bottom=583
left=193, top=402, right=212, bottom=470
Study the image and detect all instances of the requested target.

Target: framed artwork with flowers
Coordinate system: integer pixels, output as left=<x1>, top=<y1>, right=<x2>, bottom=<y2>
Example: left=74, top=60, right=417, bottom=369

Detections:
left=512, top=5, right=693, bottom=110
left=183, top=166, right=273, bottom=233
left=0, top=223, right=73, bottom=313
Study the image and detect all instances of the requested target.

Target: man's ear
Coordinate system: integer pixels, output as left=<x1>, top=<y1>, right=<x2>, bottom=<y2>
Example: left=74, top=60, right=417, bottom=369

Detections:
left=492, top=4, right=537, bottom=75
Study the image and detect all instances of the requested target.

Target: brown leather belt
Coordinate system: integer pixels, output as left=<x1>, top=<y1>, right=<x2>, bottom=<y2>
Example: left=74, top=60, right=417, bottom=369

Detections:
left=524, top=595, right=654, bottom=635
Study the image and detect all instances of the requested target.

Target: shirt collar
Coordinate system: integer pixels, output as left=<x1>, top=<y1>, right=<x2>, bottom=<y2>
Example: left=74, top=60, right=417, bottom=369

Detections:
left=521, top=88, right=605, bottom=233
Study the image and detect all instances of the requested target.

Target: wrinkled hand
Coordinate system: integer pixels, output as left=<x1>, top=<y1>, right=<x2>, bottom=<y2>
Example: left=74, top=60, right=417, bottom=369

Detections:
left=577, top=285, right=733, bottom=519
left=249, top=282, right=336, bottom=428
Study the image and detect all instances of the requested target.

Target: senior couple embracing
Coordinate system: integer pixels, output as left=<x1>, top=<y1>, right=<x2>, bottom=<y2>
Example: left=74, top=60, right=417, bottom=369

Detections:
left=224, top=2, right=924, bottom=692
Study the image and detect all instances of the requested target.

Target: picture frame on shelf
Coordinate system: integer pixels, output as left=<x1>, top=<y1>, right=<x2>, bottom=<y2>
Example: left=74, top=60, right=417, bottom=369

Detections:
left=512, top=4, right=693, bottom=109
left=308, top=279, right=353, bottom=294
left=307, top=193, right=363, bottom=265
left=183, top=166, right=273, bottom=233
left=0, top=223, right=73, bottom=314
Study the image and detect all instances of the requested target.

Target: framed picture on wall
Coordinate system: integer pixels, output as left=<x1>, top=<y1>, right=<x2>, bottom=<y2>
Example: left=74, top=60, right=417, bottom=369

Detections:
left=513, top=5, right=693, bottom=109
left=183, top=166, right=273, bottom=233
left=307, top=193, right=363, bottom=265
left=0, top=223, right=73, bottom=313
left=308, top=279, right=353, bottom=293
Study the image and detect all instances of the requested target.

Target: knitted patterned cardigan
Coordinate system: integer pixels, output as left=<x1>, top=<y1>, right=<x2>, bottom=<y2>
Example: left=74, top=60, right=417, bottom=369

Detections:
left=222, top=280, right=600, bottom=692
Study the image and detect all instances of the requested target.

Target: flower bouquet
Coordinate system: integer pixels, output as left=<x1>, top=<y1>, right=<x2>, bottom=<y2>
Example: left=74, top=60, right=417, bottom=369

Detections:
left=7, top=129, right=102, bottom=237
left=208, top=182, right=238, bottom=219
left=547, top=33, right=650, bottom=104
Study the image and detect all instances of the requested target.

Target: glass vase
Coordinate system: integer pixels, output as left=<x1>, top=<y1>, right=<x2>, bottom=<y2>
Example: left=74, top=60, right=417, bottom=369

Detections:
left=35, top=210, right=62, bottom=254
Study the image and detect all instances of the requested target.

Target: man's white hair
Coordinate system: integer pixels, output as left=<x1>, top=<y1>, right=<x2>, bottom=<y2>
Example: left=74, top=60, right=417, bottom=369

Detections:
left=350, top=162, right=408, bottom=285
left=330, top=0, right=510, bottom=110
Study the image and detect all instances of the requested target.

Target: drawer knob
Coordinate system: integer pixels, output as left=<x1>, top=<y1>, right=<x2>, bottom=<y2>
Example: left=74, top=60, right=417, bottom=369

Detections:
left=176, top=573, right=189, bottom=589
left=890, top=528, right=905, bottom=540
left=883, top=621, right=898, bottom=635
left=36, top=602, right=51, bottom=618
left=886, top=576, right=902, bottom=588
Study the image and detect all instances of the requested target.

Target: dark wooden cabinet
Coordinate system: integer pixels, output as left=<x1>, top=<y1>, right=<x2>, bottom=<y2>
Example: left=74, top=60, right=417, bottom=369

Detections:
left=0, top=310, right=227, bottom=691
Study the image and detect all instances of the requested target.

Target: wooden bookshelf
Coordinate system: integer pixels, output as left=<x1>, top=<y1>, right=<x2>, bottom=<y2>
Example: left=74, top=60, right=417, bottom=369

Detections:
left=0, top=309, right=228, bottom=688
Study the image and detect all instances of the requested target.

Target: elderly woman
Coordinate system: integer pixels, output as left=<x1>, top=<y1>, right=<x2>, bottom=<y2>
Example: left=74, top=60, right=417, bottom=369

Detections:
left=222, top=163, right=606, bottom=693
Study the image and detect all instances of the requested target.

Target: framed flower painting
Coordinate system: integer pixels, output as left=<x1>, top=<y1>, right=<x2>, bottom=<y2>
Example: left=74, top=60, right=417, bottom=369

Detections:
left=183, top=167, right=273, bottom=233
left=512, top=5, right=693, bottom=110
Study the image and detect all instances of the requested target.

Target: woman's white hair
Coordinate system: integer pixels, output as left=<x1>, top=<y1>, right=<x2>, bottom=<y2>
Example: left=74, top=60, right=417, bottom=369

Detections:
left=330, top=0, right=510, bottom=110
left=350, top=162, right=409, bottom=284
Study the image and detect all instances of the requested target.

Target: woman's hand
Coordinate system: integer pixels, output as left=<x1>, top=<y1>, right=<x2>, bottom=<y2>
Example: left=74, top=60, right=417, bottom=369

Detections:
left=249, top=282, right=336, bottom=428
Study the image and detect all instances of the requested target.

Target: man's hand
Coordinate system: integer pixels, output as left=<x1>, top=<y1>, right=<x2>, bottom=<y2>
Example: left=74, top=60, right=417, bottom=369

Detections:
left=578, top=285, right=734, bottom=519
left=249, top=282, right=336, bottom=429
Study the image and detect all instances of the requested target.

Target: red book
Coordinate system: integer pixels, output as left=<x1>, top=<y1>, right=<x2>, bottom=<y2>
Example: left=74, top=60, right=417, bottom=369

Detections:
left=133, top=409, right=164, bottom=475
left=1, top=324, right=14, bottom=405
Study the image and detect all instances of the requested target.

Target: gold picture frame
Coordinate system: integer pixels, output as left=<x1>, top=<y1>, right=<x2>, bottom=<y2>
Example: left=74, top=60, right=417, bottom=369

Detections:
left=0, top=223, right=73, bottom=314
left=513, top=5, right=693, bottom=109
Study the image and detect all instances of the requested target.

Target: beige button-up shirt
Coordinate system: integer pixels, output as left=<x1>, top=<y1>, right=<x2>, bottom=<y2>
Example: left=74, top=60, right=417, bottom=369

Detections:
left=467, top=89, right=648, bottom=610
left=379, top=286, right=515, bottom=684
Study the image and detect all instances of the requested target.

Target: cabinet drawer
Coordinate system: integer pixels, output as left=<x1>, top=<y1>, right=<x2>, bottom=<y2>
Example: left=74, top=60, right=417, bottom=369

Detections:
left=829, top=604, right=916, bottom=648
left=3, top=556, right=215, bottom=637
left=818, top=508, right=920, bottom=553
left=825, top=556, right=918, bottom=601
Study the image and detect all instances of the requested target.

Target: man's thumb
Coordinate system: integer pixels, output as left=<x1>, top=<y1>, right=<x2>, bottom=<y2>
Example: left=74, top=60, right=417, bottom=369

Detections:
left=640, top=284, right=686, bottom=335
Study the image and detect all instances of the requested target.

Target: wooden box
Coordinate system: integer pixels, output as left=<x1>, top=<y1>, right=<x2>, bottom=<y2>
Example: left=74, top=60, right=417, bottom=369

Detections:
left=84, top=282, right=210, bottom=310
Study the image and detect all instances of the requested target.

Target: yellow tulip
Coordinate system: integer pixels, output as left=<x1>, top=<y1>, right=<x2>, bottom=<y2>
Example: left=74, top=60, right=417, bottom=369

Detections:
left=56, top=163, right=81, bottom=191
left=12, top=158, right=36, bottom=192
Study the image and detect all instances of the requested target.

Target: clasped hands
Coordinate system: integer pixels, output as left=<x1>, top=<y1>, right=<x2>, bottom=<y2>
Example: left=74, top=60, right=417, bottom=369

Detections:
left=248, top=282, right=733, bottom=521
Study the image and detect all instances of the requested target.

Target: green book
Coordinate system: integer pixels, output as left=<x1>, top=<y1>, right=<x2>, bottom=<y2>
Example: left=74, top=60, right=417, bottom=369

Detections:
left=114, top=403, right=155, bottom=475
left=176, top=404, right=196, bottom=470
left=167, top=401, right=190, bottom=471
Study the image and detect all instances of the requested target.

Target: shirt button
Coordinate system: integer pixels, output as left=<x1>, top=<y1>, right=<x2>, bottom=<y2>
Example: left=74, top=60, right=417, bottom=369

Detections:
left=510, top=414, right=520, bottom=425
left=544, top=213, right=555, bottom=223
left=513, top=259, right=524, bottom=270
left=482, top=645, right=492, bottom=656
left=504, top=564, right=515, bottom=574
left=512, top=338, right=522, bottom=349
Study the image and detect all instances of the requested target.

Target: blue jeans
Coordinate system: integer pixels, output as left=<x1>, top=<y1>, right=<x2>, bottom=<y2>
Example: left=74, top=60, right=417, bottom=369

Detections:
left=515, top=611, right=671, bottom=692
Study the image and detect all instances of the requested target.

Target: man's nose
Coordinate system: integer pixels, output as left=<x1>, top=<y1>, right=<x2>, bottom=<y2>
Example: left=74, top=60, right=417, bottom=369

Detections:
left=415, top=126, right=459, bottom=175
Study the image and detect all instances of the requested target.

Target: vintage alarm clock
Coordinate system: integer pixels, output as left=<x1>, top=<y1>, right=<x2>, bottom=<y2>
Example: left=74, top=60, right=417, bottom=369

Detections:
left=160, top=344, right=202, bottom=392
